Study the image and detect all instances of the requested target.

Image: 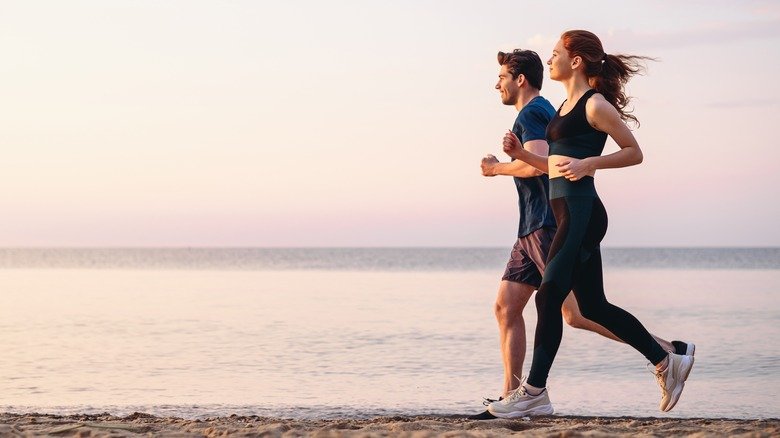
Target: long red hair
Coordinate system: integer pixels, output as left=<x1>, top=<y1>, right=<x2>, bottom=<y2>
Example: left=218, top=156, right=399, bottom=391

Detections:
left=562, top=30, right=654, bottom=126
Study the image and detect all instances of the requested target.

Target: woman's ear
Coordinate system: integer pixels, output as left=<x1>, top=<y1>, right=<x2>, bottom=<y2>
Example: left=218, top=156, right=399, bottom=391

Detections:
left=571, top=55, right=582, bottom=70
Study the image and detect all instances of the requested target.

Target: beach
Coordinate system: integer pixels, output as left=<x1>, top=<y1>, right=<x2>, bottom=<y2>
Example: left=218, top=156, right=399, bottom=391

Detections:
left=1, top=412, right=777, bottom=437
left=2, top=250, right=779, bottom=429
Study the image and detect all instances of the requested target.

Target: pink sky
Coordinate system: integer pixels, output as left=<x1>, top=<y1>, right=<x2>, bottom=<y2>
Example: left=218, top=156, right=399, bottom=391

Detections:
left=0, top=1, right=778, bottom=246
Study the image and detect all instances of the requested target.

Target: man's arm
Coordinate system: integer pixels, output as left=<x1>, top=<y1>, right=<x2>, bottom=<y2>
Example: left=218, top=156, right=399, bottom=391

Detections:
left=482, top=150, right=544, bottom=178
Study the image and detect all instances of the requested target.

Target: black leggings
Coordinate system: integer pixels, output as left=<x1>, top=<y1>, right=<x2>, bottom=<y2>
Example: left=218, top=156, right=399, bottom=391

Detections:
left=526, top=195, right=668, bottom=388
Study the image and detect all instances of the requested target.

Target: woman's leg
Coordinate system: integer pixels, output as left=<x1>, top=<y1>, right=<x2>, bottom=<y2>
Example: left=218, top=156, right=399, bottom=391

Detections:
left=525, top=197, right=591, bottom=389
left=569, top=197, right=667, bottom=365
left=567, top=197, right=693, bottom=412
left=490, top=197, right=694, bottom=416
left=561, top=292, right=678, bottom=354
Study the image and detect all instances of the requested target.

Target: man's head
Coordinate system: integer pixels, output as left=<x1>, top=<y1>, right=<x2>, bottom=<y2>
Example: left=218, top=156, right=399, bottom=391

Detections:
left=495, top=49, right=544, bottom=105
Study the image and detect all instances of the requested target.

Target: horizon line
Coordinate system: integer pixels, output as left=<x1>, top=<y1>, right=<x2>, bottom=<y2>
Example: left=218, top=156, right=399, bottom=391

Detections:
left=0, top=246, right=778, bottom=250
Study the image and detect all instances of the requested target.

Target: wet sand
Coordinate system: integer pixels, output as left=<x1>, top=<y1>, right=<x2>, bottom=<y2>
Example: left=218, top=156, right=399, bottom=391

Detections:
left=0, top=412, right=777, bottom=437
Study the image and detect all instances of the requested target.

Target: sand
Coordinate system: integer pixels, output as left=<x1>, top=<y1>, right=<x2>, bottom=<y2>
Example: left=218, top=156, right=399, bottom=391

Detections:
left=0, top=413, right=777, bottom=437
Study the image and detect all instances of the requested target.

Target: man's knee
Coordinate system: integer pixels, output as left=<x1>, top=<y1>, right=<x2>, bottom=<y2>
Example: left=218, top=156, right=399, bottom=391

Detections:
left=494, top=299, right=524, bottom=323
left=495, top=281, right=533, bottom=323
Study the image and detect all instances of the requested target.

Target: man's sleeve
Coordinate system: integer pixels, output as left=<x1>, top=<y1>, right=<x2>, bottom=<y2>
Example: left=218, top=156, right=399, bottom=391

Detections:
left=517, top=107, right=550, bottom=144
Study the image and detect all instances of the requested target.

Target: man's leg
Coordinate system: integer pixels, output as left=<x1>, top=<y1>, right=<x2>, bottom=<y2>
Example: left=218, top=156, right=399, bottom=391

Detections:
left=494, top=280, right=535, bottom=396
left=561, top=287, right=675, bottom=352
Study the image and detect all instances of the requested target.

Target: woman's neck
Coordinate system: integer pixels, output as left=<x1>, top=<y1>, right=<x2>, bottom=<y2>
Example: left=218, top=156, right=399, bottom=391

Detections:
left=561, top=75, right=592, bottom=103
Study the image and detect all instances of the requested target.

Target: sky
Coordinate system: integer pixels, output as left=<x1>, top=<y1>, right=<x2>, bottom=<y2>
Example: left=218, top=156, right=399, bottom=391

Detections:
left=0, top=0, right=778, bottom=247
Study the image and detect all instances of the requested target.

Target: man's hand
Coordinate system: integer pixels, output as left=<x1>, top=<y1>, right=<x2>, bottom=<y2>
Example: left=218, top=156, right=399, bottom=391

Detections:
left=481, top=154, right=499, bottom=176
left=502, top=130, right=522, bottom=159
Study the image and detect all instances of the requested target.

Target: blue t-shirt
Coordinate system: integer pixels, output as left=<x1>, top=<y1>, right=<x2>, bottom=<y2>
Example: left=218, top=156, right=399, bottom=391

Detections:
left=512, top=96, right=557, bottom=237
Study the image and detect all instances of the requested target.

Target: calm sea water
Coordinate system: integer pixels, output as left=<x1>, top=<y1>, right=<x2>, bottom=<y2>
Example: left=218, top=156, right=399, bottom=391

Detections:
left=1, top=248, right=778, bottom=420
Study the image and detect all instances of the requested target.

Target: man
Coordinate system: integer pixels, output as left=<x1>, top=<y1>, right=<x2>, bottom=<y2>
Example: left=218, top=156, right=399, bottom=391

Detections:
left=472, top=49, right=693, bottom=419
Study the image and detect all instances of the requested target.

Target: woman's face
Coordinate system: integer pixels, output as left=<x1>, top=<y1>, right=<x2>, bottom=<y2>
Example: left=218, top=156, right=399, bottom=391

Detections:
left=547, top=38, right=573, bottom=81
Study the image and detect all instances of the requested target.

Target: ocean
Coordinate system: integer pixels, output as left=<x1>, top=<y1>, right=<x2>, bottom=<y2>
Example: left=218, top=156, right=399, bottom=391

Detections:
left=1, top=248, right=778, bottom=419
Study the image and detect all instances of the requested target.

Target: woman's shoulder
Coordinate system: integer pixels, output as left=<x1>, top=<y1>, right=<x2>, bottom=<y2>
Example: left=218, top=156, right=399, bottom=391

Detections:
left=584, top=91, right=623, bottom=131
left=585, top=92, right=617, bottom=116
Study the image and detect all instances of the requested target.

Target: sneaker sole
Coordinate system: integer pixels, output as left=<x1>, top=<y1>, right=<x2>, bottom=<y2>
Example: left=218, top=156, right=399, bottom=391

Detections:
left=489, top=404, right=554, bottom=418
left=663, top=355, right=695, bottom=412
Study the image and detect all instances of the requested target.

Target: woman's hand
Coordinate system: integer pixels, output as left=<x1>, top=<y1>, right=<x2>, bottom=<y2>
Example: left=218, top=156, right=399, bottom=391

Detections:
left=502, top=130, right=522, bottom=159
left=555, top=157, right=594, bottom=181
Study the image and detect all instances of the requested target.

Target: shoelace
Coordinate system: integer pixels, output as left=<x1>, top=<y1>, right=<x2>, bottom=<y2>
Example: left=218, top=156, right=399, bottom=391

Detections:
left=502, top=374, right=530, bottom=403
left=504, top=385, right=529, bottom=403
left=647, top=363, right=668, bottom=397
left=485, top=375, right=539, bottom=405
left=482, top=397, right=500, bottom=406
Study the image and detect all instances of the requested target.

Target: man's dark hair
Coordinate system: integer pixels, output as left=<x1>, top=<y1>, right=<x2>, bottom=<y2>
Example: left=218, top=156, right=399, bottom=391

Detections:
left=497, top=49, right=544, bottom=90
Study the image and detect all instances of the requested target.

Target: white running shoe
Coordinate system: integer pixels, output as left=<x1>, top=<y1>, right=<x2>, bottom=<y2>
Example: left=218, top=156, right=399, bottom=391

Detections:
left=655, top=353, right=695, bottom=412
left=487, top=377, right=554, bottom=418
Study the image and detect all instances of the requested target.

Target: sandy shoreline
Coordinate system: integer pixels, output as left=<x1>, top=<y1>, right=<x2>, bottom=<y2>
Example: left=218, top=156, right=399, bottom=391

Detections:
left=0, top=413, right=777, bottom=437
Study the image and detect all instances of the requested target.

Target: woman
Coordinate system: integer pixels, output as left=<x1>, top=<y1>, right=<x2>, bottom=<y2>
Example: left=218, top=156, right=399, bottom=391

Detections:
left=487, top=30, right=694, bottom=417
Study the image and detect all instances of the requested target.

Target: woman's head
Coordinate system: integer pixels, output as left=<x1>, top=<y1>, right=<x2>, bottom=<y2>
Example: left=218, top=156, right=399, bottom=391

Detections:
left=548, top=30, right=654, bottom=126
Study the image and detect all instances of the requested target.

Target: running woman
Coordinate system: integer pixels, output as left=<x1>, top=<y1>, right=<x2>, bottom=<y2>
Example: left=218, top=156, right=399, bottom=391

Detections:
left=474, top=48, right=693, bottom=420
left=487, top=30, right=695, bottom=417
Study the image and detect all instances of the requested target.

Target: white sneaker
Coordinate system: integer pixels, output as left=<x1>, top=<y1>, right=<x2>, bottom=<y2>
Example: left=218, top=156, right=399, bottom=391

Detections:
left=487, top=378, right=554, bottom=418
left=655, top=353, right=694, bottom=412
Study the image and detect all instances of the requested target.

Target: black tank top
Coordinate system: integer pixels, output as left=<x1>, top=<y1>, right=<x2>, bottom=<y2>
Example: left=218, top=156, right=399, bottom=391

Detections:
left=545, top=89, right=608, bottom=159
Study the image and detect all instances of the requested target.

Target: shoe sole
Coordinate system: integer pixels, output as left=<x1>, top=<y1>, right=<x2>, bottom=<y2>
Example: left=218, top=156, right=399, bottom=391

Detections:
left=488, top=404, right=554, bottom=418
left=467, top=410, right=498, bottom=420
left=663, top=355, right=695, bottom=412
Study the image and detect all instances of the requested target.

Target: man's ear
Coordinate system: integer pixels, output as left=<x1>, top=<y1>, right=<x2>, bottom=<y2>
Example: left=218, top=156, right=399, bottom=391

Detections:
left=516, top=73, right=525, bottom=88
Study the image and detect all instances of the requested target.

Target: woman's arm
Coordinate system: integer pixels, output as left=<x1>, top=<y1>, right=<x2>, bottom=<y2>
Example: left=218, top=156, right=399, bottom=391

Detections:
left=556, top=95, right=643, bottom=181
left=502, top=131, right=550, bottom=174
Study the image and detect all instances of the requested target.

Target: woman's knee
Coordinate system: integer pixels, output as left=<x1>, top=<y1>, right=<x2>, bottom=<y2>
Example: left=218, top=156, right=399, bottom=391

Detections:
left=535, top=287, right=565, bottom=316
left=576, top=300, right=608, bottom=323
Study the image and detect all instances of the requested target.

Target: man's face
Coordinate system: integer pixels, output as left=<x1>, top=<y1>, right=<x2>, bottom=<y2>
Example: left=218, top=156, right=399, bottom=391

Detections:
left=496, top=64, right=520, bottom=105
